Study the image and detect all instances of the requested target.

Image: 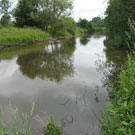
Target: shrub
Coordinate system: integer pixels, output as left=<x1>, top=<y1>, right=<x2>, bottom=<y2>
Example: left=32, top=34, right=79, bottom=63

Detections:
left=43, top=117, right=62, bottom=135
left=100, top=55, right=135, bottom=135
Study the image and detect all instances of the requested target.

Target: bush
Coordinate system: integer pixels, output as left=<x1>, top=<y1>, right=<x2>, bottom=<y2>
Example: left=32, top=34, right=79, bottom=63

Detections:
left=55, top=31, right=71, bottom=36
left=100, top=55, right=135, bottom=135
left=94, top=27, right=106, bottom=35
left=43, top=117, right=62, bottom=135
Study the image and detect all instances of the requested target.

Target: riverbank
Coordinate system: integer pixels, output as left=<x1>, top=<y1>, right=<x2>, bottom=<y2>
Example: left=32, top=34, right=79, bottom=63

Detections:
left=0, top=27, right=82, bottom=48
left=0, top=35, right=74, bottom=49
left=100, top=54, right=135, bottom=135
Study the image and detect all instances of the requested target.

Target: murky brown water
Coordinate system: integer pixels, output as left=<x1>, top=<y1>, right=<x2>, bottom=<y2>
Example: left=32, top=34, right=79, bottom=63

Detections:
left=0, top=35, right=127, bottom=135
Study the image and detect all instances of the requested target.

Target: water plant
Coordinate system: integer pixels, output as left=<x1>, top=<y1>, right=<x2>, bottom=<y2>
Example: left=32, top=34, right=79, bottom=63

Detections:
left=0, top=103, right=35, bottom=135
left=43, top=116, right=62, bottom=135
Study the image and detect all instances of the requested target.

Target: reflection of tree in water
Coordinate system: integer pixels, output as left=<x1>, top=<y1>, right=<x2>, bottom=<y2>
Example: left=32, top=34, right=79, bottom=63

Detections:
left=95, top=48, right=127, bottom=91
left=17, top=38, right=76, bottom=83
left=80, top=35, right=92, bottom=45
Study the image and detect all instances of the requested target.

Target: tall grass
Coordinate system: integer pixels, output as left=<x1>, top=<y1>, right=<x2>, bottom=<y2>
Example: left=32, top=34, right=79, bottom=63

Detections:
left=0, top=27, right=51, bottom=45
left=0, top=103, right=35, bottom=135
left=100, top=54, right=135, bottom=135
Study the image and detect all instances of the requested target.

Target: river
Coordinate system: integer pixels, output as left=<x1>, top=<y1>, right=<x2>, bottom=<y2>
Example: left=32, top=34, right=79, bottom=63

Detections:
left=0, top=35, right=127, bottom=135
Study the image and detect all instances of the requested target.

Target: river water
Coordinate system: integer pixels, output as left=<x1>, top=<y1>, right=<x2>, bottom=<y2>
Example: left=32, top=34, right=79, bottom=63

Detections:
left=0, top=35, right=127, bottom=135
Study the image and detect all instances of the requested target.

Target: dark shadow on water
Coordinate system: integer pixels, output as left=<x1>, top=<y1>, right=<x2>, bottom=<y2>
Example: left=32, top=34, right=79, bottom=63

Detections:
left=79, top=34, right=92, bottom=46
left=95, top=47, right=128, bottom=98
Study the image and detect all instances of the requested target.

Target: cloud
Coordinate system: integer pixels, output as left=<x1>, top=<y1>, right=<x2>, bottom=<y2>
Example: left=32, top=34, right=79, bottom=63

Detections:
left=72, top=0, right=107, bottom=21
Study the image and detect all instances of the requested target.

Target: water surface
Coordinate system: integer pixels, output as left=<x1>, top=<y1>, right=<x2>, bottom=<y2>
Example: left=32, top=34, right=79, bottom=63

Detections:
left=0, top=35, right=127, bottom=135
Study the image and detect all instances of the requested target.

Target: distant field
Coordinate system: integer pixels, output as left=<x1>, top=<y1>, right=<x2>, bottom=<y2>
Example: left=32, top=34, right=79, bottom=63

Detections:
left=0, top=27, right=51, bottom=45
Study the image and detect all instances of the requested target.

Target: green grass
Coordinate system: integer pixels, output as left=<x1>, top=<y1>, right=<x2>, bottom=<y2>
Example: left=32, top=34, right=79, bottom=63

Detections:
left=100, top=54, right=135, bottom=135
left=0, top=27, right=51, bottom=45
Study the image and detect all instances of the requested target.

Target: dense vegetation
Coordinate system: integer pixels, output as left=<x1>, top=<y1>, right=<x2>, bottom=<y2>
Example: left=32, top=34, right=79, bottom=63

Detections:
left=101, top=54, right=135, bottom=135
left=0, top=0, right=87, bottom=45
left=91, top=17, right=106, bottom=34
left=0, top=27, right=51, bottom=45
left=77, top=18, right=93, bottom=34
left=105, top=0, right=135, bottom=48
left=101, top=1, right=135, bottom=135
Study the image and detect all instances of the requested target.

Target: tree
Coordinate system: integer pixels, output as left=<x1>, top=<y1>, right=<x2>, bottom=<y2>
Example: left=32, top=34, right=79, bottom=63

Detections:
left=14, top=0, right=74, bottom=30
left=0, top=14, right=10, bottom=26
left=91, top=17, right=101, bottom=24
left=14, top=0, right=40, bottom=27
left=38, top=0, right=73, bottom=30
left=91, top=16, right=104, bottom=27
left=0, top=0, right=12, bottom=26
left=52, top=17, right=76, bottom=35
left=77, top=18, right=93, bottom=33
left=105, top=0, right=135, bottom=48
left=0, top=0, right=11, bottom=15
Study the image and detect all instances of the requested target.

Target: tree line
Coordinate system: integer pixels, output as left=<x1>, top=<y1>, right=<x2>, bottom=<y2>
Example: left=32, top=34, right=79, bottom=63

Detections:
left=0, top=0, right=95, bottom=36
left=105, top=0, right=135, bottom=48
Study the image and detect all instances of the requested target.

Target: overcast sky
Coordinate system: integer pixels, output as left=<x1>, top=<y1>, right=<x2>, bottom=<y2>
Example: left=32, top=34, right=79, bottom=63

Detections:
left=11, top=0, right=107, bottom=21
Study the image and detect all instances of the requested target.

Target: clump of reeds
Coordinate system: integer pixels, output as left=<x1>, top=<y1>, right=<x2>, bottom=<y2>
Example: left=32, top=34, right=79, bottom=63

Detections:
left=0, top=102, right=35, bottom=135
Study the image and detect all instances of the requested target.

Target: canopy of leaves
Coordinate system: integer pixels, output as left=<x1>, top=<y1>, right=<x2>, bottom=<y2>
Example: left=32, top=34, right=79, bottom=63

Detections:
left=0, top=0, right=11, bottom=15
left=14, top=0, right=73, bottom=30
left=91, top=17, right=104, bottom=27
left=77, top=18, right=93, bottom=33
left=0, top=0, right=12, bottom=26
left=52, top=17, right=76, bottom=35
left=105, top=0, right=135, bottom=48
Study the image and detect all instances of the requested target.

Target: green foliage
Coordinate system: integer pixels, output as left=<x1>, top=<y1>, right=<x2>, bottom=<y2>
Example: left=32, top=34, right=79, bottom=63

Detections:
left=74, top=26, right=85, bottom=35
left=101, top=55, right=135, bottom=135
left=0, top=0, right=12, bottom=27
left=93, top=27, right=106, bottom=35
left=55, top=31, right=71, bottom=36
left=77, top=18, right=93, bottom=33
left=91, top=16, right=104, bottom=27
left=126, top=19, right=135, bottom=48
left=0, top=14, right=11, bottom=27
left=0, top=103, right=35, bottom=135
left=14, top=0, right=73, bottom=30
left=0, top=27, right=51, bottom=45
left=14, top=0, right=40, bottom=28
left=0, top=0, right=11, bottom=15
left=44, top=117, right=62, bottom=135
left=52, top=17, right=77, bottom=36
left=105, top=0, right=135, bottom=48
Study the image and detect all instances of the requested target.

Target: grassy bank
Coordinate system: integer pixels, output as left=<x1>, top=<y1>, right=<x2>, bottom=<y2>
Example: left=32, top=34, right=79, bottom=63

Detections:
left=0, top=26, right=84, bottom=46
left=0, top=27, right=51, bottom=45
left=101, top=54, right=135, bottom=135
